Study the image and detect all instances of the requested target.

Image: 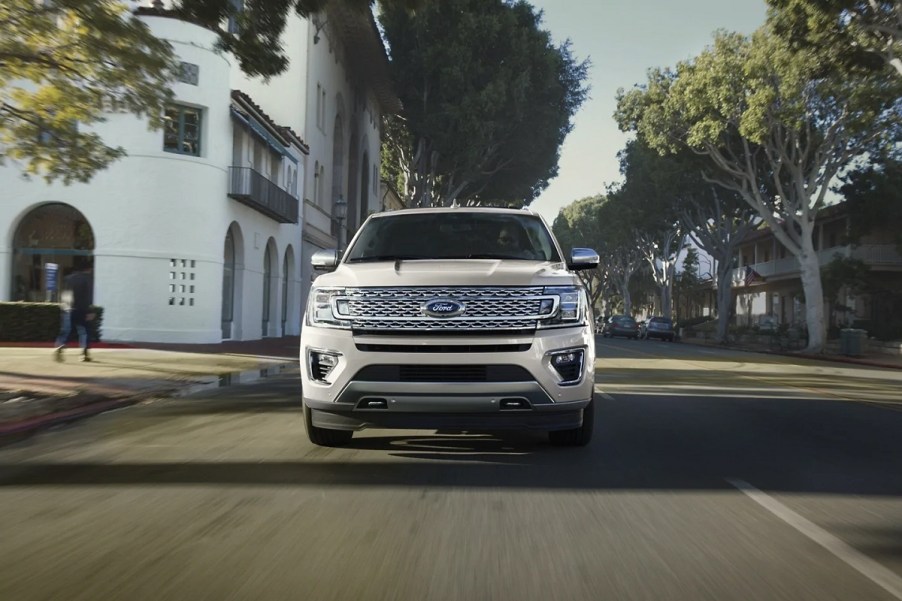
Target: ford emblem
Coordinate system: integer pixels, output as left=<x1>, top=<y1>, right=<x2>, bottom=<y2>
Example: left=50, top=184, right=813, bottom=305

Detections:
left=422, top=299, right=465, bottom=318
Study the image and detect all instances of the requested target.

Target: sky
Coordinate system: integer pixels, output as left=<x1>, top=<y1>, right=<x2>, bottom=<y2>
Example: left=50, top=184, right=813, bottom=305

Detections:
left=527, top=0, right=769, bottom=224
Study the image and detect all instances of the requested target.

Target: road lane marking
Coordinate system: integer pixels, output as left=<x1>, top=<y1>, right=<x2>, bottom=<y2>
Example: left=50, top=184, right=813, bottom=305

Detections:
left=727, top=478, right=902, bottom=600
left=594, top=390, right=616, bottom=402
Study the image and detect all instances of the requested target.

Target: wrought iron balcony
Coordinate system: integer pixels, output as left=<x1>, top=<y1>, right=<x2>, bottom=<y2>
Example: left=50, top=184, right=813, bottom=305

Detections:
left=228, top=166, right=299, bottom=224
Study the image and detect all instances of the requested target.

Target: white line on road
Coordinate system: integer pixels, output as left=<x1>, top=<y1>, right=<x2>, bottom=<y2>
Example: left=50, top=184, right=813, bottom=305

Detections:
left=727, top=478, right=902, bottom=600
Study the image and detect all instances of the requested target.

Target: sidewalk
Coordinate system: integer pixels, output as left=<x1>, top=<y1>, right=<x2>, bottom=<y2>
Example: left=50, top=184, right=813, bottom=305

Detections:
left=680, top=335, right=902, bottom=370
left=0, top=336, right=300, bottom=442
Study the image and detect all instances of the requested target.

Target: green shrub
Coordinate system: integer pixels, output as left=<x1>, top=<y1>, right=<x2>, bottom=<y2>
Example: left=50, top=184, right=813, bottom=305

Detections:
left=0, top=302, right=103, bottom=342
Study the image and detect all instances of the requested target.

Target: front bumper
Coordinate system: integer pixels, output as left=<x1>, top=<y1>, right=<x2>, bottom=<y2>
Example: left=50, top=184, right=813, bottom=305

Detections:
left=300, top=326, right=595, bottom=431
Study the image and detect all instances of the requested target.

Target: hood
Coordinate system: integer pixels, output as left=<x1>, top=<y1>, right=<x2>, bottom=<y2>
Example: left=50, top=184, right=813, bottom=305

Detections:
left=312, top=259, right=578, bottom=288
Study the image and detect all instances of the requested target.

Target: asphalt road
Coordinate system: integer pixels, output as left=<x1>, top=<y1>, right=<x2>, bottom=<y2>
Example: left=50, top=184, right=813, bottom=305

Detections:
left=1, top=338, right=901, bottom=601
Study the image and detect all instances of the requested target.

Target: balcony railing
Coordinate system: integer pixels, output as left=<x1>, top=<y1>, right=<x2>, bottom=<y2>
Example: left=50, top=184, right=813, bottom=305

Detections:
left=731, top=243, right=902, bottom=286
left=228, top=167, right=299, bottom=224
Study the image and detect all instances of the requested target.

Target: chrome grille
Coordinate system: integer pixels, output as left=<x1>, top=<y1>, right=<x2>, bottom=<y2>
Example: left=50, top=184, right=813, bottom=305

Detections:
left=340, top=286, right=550, bottom=332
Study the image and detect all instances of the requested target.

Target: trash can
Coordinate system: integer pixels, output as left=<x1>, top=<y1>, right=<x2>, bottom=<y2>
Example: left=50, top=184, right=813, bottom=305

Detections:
left=840, top=328, right=851, bottom=355
left=848, top=329, right=867, bottom=357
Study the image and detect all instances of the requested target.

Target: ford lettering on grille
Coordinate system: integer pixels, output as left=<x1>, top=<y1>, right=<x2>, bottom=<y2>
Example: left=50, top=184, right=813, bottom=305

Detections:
left=423, top=299, right=465, bottom=318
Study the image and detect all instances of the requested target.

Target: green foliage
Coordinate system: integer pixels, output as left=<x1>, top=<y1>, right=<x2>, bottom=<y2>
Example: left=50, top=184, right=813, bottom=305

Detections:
left=379, top=0, right=590, bottom=206
left=0, top=0, right=179, bottom=184
left=175, top=0, right=426, bottom=78
left=0, top=303, right=103, bottom=342
left=821, top=254, right=871, bottom=304
left=766, top=0, right=901, bottom=76
left=840, top=155, right=902, bottom=254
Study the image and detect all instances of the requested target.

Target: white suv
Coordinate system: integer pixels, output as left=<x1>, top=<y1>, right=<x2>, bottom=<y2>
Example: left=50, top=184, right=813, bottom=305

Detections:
left=300, top=207, right=598, bottom=447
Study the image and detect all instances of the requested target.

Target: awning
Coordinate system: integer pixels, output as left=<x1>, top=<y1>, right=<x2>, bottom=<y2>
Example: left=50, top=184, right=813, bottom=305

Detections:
left=230, top=107, right=298, bottom=165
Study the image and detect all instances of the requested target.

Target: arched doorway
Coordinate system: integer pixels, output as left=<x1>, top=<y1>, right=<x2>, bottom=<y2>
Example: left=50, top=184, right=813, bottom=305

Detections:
left=262, top=238, right=277, bottom=337
left=12, top=203, right=94, bottom=302
left=281, top=245, right=295, bottom=335
left=222, top=228, right=236, bottom=339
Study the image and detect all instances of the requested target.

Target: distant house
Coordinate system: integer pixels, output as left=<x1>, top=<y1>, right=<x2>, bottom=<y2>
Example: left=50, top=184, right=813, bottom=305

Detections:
left=731, top=203, right=902, bottom=334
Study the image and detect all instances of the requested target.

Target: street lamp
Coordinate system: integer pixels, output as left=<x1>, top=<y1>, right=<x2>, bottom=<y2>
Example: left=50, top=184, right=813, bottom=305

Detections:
left=334, top=194, right=347, bottom=248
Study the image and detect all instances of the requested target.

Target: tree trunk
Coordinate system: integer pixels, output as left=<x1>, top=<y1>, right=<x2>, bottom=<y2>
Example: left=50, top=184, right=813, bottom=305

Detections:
left=660, top=280, right=673, bottom=320
left=619, top=275, right=633, bottom=316
left=715, top=261, right=733, bottom=344
left=797, top=240, right=826, bottom=353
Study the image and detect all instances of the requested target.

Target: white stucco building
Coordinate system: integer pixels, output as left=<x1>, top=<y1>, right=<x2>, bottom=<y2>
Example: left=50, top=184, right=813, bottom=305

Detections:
left=0, top=2, right=398, bottom=343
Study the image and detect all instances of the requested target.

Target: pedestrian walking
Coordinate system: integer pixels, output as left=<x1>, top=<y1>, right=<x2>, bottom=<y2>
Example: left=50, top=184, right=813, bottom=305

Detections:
left=53, top=258, right=95, bottom=362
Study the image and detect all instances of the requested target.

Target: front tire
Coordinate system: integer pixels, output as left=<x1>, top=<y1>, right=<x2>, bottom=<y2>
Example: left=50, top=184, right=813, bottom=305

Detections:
left=548, top=398, right=594, bottom=447
left=304, top=402, right=354, bottom=447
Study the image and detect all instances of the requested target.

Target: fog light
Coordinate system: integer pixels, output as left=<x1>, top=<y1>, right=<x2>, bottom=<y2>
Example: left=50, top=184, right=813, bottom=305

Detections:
left=309, top=349, right=341, bottom=382
left=549, top=349, right=584, bottom=384
left=335, top=299, right=350, bottom=315
left=552, top=351, right=579, bottom=366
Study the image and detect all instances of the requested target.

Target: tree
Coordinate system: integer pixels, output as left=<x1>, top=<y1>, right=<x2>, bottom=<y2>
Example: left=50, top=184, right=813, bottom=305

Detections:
left=0, top=0, right=178, bottom=184
left=174, top=0, right=424, bottom=78
left=767, top=0, right=902, bottom=77
left=616, top=27, right=902, bottom=352
left=555, top=192, right=644, bottom=316
left=552, top=196, right=608, bottom=309
left=379, top=0, right=590, bottom=207
left=821, top=255, right=871, bottom=327
left=615, top=139, right=686, bottom=320
left=840, top=155, right=902, bottom=254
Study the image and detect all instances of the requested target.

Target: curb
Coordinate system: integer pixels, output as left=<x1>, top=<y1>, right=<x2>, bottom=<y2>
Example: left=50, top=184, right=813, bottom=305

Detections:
left=0, top=388, right=172, bottom=443
left=0, top=360, right=297, bottom=446
left=680, top=339, right=902, bottom=370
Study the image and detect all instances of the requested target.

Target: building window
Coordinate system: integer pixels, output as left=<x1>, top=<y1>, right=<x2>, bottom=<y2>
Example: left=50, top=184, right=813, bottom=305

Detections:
left=164, top=105, right=202, bottom=156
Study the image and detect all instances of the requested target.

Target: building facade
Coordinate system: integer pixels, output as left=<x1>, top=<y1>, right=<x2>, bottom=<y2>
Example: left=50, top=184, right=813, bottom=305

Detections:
left=732, top=204, right=902, bottom=335
left=0, top=2, right=397, bottom=343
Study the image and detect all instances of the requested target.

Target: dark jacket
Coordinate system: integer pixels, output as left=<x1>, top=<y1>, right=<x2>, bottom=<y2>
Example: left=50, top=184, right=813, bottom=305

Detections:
left=62, top=271, right=94, bottom=312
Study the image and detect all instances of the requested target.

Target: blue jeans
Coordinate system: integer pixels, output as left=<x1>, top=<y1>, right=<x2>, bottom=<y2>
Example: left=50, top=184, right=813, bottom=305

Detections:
left=55, top=309, right=90, bottom=350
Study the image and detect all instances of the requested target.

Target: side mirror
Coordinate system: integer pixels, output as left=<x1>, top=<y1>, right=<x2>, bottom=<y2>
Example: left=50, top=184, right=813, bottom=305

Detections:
left=568, top=248, right=599, bottom=271
left=311, top=249, right=341, bottom=271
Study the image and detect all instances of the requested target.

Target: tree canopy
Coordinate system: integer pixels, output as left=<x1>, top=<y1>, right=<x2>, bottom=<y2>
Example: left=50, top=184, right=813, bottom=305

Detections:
left=379, top=0, right=590, bottom=207
left=767, top=0, right=902, bottom=77
left=0, top=0, right=178, bottom=184
left=615, top=24, right=901, bottom=351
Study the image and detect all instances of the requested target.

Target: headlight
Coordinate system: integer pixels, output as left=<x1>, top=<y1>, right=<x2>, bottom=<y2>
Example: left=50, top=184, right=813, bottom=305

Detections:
left=305, top=287, right=351, bottom=329
left=538, top=285, right=587, bottom=329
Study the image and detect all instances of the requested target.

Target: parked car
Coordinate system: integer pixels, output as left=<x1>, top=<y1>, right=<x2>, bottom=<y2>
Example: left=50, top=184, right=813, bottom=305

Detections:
left=641, top=316, right=675, bottom=341
left=601, top=315, right=639, bottom=339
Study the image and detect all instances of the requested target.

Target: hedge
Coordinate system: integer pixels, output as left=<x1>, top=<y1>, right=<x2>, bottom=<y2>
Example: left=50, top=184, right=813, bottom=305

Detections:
left=0, top=302, right=104, bottom=342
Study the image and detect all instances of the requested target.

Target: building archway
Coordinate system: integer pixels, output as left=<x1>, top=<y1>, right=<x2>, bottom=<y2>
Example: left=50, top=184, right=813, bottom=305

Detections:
left=262, top=237, right=278, bottom=337
left=282, top=245, right=296, bottom=335
left=11, top=203, right=94, bottom=302
left=222, top=222, right=245, bottom=340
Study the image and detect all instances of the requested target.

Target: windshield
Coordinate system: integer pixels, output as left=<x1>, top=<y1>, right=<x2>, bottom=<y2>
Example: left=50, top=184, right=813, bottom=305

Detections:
left=344, top=212, right=562, bottom=263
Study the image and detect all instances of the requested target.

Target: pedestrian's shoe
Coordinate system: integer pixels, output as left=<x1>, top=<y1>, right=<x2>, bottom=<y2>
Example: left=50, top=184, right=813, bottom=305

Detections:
left=82, top=350, right=92, bottom=363
left=53, top=347, right=64, bottom=363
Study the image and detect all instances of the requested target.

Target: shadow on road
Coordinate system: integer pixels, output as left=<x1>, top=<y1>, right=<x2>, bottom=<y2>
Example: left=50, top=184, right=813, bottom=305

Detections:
left=3, top=389, right=902, bottom=497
